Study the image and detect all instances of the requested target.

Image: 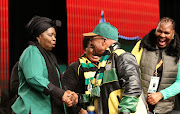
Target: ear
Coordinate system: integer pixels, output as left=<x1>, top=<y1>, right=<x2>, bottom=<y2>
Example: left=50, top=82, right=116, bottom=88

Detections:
left=102, top=38, right=107, bottom=46
left=84, top=48, right=88, bottom=54
left=36, top=37, right=40, bottom=43
left=104, top=38, right=108, bottom=43
left=173, top=30, right=175, bottom=36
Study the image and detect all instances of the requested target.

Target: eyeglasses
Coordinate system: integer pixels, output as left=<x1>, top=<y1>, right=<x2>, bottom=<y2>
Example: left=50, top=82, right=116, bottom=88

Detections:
left=89, top=37, right=106, bottom=49
left=90, top=37, right=106, bottom=41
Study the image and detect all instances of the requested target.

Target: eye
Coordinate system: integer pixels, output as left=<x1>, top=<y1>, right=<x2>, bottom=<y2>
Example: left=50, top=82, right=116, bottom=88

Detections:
left=48, top=34, right=53, bottom=37
left=157, top=30, right=162, bottom=33
left=164, top=32, right=169, bottom=35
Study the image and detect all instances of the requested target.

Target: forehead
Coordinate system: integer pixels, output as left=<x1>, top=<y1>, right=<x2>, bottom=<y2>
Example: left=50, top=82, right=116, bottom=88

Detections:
left=44, top=27, right=56, bottom=33
left=157, top=22, right=173, bottom=30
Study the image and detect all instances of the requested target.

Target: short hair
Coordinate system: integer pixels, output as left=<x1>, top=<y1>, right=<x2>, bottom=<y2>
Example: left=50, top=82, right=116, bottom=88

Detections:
left=83, top=37, right=91, bottom=50
left=158, top=17, right=175, bottom=30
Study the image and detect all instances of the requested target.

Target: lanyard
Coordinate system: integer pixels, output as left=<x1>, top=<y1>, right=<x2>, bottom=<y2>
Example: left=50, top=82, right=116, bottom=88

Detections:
left=154, top=59, right=163, bottom=76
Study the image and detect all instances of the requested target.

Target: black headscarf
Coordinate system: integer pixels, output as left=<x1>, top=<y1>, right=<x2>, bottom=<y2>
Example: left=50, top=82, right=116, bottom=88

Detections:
left=25, top=15, right=61, bottom=40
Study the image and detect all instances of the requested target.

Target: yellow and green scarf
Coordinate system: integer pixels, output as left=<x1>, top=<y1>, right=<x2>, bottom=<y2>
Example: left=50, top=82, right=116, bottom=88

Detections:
left=91, top=43, right=120, bottom=97
left=79, top=54, right=98, bottom=94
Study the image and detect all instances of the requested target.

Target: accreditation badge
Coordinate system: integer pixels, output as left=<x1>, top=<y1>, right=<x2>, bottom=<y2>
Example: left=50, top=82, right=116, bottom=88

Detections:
left=88, top=81, right=92, bottom=93
left=148, top=76, right=160, bottom=93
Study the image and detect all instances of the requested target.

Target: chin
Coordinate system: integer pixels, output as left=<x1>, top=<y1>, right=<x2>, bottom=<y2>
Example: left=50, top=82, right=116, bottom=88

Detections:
left=158, top=45, right=166, bottom=49
left=48, top=48, right=53, bottom=51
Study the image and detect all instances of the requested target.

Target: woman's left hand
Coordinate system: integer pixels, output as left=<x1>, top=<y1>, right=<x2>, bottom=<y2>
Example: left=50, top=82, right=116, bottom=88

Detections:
left=147, top=92, right=163, bottom=105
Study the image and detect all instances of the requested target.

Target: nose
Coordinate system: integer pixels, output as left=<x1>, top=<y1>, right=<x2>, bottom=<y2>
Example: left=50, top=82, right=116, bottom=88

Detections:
left=52, top=35, right=56, bottom=41
left=160, top=33, right=165, bottom=38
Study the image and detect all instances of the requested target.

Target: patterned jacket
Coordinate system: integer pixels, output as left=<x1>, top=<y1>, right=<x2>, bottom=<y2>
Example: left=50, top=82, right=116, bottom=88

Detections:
left=79, top=43, right=144, bottom=114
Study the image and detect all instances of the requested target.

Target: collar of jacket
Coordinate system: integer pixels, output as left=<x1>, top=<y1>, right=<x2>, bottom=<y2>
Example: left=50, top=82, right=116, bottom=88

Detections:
left=101, top=42, right=121, bottom=56
left=140, top=29, right=180, bottom=63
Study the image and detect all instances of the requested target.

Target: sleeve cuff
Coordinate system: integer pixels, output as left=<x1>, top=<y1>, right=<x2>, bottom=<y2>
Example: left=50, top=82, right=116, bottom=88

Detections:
left=160, top=90, right=165, bottom=100
left=43, top=83, right=65, bottom=98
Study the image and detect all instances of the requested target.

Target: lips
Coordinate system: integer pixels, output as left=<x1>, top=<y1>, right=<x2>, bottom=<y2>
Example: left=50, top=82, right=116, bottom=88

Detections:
left=92, top=55, right=99, bottom=59
left=158, top=38, right=166, bottom=46
left=90, top=55, right=100, bottom=62
left=52, top=44, right=56, bottom=47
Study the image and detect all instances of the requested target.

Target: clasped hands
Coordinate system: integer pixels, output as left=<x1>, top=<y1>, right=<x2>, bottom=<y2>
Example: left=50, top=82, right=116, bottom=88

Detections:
left=62, top=90, right=78, bottom=107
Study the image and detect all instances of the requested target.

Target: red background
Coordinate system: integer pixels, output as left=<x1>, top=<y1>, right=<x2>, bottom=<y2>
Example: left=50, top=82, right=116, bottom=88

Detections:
left=0, top=0, right=9, bottom=89
left=67, top=0, right=160, bottom=64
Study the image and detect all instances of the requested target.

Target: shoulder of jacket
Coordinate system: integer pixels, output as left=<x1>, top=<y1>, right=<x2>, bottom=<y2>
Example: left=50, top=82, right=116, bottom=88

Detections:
left=69, top=61, right=80, bottom=67
left=24, top=45, right=39, bottom=53
left=20, top=45, right=40, bottom=58
left=113, top=49, right=126, bottom=56
left=114, top=49, right=137, bottom=63
left=68, top=61, right=81, bottom=76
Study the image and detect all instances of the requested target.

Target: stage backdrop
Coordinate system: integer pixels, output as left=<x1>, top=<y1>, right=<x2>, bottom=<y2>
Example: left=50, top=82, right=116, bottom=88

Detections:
left=0, top=0, right=9, bottom=89
left=66, top=0, right=160, bottom=65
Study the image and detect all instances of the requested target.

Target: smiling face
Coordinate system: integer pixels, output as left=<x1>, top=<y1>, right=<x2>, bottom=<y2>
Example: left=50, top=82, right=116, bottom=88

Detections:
left=37, top=27, right=56, bottom=50
left=85, top=41, right=100, bottom=62
left=155, top=21, right=175, bottom=48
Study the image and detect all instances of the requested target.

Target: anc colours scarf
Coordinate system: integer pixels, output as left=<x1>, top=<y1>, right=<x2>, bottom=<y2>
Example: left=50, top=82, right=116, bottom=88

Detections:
left=91, top=42, right=120, bottom=97
left=79, top=54, right=98, bottom=94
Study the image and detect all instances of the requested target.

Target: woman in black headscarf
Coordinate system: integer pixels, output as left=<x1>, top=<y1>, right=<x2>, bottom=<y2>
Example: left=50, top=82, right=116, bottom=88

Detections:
left=11, top=16, right=78, bottom=114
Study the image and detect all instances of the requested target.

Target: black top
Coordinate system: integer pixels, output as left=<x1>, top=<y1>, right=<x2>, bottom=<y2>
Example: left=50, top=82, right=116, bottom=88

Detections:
left=62, top=61, right=85, bottom=114
left=62, top=61, right=85, bottom=94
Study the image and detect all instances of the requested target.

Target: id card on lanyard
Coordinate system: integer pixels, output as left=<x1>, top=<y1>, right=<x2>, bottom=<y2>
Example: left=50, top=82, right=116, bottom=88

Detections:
left=148, top=76, right=160, bottom=93
left=148, top=59, right=163, bottom=93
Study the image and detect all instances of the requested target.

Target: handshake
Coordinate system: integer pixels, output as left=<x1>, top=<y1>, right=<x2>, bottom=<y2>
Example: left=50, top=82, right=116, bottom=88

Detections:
left=62, top=90, right=78, bottom=107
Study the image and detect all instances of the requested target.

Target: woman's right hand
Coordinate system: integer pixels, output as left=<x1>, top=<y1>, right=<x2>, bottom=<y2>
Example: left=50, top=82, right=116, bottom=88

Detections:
left=148, top=92, right=163, bottom=105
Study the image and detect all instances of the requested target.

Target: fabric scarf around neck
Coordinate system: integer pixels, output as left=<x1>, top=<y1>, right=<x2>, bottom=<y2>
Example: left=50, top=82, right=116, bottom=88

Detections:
left=28, top=41, right=65, bottom=114
left=91, top=42, right=120, bottom=97
left=79, top=54, right=98, bottom=94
